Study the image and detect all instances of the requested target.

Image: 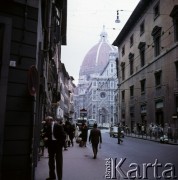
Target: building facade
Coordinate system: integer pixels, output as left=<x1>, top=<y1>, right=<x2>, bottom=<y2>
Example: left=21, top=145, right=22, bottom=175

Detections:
left=0, top=0, right=67, bottom=179
left=113, top=0, right=178, bottom=138
left=85, top=54, right=118, bottom=126
left=74, top=27, right=118, bottom=126
left=57, top=63, right=75, bottom=121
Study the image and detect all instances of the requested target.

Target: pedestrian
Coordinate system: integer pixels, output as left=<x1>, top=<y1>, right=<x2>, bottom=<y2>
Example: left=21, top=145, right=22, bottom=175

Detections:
left=68, top=123, right=75, bottom=147
left=81, top=123, right=88, bottom=147
left=43, top=116, right=66, bottom=180
left=141, top=124, right=145, bottom=136
left=64, top=120, right=71, bottom=147
left=89, top=123, right=102, bottom=159
left=138, top=123, right=141, bottom=135
left=75, top=125, right=79, bottom=139
left=59, top=119, right=68, bottom=151
left=125, top=124, right=129, bottom=135
left=168, top=125, right=173, bottom=140
left=117, top=123, right=123, bottom=144
left=149, top=123, right=153, bottom=137
left=39, top=126, right=45, bottom=156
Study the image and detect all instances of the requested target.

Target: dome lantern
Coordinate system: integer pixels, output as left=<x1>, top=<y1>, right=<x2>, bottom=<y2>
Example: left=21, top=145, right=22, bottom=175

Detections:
left=100, top=25, right=108, bottom=42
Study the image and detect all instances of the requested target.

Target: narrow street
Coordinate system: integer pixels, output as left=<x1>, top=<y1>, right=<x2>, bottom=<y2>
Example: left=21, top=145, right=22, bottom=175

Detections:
left=36, top=130, right=178, bottom=180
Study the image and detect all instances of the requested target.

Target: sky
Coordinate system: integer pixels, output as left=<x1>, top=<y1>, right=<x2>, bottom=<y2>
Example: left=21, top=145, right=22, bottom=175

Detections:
left=61, top=0, right=140, bottom=85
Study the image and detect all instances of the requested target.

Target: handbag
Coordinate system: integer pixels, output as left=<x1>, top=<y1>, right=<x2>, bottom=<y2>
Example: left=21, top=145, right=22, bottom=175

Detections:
left=76, top=137, right=82, bottom=144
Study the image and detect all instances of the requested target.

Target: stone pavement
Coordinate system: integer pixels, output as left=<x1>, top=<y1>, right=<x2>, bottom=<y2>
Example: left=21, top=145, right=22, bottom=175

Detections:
left=35, top=141, right=108, bottom=180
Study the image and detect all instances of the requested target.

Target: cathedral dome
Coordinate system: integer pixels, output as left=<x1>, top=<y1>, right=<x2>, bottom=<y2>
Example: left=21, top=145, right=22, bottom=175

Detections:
left=79, top=27, right=117, bottom=77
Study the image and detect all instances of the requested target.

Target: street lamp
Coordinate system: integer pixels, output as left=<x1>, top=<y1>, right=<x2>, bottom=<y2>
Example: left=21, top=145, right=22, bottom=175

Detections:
left=115, top=10, right=121, bottom=23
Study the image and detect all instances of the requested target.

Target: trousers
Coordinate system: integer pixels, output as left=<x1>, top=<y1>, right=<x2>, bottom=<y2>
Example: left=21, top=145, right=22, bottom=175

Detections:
left=48, top=140, right=63, bottom=180
left=92, top=143, right=99, bottom=157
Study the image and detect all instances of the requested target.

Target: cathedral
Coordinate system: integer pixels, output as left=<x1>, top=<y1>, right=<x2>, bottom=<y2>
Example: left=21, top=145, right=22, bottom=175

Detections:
left=74, top=27, right=118, bottom=126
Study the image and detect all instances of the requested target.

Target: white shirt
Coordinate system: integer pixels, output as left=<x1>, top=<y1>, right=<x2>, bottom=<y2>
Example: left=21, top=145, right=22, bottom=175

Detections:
left=51, top=121, right=57, bottom=140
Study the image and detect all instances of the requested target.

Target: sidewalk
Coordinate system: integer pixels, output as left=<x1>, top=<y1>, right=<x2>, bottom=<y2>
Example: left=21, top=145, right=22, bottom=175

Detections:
left=35, top=142, right=107, bottom=180
left=125, top=133, right=178, bottom=145
left=104, top=128, right=178, bottom=145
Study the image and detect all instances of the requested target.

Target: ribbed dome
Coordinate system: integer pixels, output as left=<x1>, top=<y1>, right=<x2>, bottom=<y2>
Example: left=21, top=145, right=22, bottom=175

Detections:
left=79, top=27, right=117, bottom=76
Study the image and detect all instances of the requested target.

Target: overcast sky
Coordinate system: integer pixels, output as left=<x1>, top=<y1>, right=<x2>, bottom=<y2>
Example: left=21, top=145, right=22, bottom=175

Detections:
left=61, top=0, right=140, bottom=85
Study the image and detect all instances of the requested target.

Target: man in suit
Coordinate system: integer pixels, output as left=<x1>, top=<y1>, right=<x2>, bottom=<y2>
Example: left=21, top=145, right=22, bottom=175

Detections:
left=89, top=123, right=102, bottom=159
left=44, top=116, right=66, bottom=180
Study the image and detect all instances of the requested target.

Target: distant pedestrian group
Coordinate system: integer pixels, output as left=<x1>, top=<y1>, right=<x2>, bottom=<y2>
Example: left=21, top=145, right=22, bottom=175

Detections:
left=39, top=118, right=103, bottom=180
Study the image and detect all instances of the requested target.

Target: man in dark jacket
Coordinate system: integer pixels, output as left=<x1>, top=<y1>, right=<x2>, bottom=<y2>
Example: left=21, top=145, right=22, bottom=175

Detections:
left=81, top=123, right=88, bottom=147
left=44, top=116, right=66, bottom=180
left=89, top=123, right=102, bottom=159
left=117, top=123, right=123, bottom=144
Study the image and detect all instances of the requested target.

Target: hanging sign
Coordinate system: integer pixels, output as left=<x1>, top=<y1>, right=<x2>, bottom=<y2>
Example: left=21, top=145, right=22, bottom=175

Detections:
left=80, top=108, right=87, bottom=117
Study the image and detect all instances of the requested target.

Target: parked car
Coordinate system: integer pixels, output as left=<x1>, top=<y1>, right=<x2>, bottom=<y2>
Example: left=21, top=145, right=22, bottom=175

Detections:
left=87, top=119, right=96, bottom=129
left=110, top=126, right=124, bottom=138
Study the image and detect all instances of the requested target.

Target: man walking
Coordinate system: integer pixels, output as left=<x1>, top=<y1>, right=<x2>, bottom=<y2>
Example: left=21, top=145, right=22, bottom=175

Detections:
left=117, top=123, right=123, bottom=144
left=81, top=123, right=88, bottom=147
left=44, top=116, right=66, bottom=180
left=89, top=123, right=102, bottom=159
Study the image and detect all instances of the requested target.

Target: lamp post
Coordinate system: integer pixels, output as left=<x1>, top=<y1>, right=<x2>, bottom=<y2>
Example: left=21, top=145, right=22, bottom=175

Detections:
left=115, top=10, right=120, bottom=23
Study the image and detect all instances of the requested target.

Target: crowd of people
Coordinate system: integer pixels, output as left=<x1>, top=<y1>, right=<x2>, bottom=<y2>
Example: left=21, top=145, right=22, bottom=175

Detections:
left=115, top=122, right=175, bottom=144
left=38, top=116, right=102, bottom=180
left=115, top=122, right=174, bottom=140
